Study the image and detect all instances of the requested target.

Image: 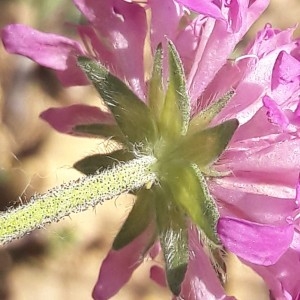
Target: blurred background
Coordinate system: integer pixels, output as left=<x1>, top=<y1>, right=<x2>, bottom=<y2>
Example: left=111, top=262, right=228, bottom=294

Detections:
left=0, top=0, right=299, bottom=299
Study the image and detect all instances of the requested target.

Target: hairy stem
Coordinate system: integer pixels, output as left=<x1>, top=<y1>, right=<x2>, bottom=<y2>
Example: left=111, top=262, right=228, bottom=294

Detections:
left=0, top=156, right=156, bottom=245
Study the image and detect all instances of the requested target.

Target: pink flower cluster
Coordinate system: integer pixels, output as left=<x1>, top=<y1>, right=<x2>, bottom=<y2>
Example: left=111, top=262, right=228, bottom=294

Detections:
left=2, top=0, right=300, bottom=299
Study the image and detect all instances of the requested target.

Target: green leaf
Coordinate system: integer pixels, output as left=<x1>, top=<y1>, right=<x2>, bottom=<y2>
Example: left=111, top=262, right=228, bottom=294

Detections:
left=192, top=165, right=220, bottom=245
left=77, top=56, right=158, bottom=146
left=188, top=90, right=235, bottom=134
left=153, top=184, right=188, bottom=296
left=171, top=119, right=238, bottom=168
left=159, top=41, right=190, bottom=140
left=73, top=123, right=126, bottom=144
left=167, top=41, right=190, bottom=134
left=112, top=187, right=155, bottom=250
left=73, top=150, right=134, bottom=175
left=160, top=161, right=219, bottom=244
left=148, top=44, right=165, bottom=121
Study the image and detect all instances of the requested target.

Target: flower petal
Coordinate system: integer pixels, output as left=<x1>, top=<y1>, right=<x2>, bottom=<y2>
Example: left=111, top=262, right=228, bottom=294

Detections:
left=92, top=225, right=154, bottom=300
left=1, top=24, right=88, bottom=86
left=262, top=95, right=289, bottom=130
left=210, top=182, right=296, bottom=224
left=228, top=107, right=283, bottom=142
left=40, top=104, right=114, bottom=135
left=290, top=231, right=300, bottom=252
left=218, top=217, right=294, bottom=265
left=216, top=138, right=300, bottom=198
left=270, top=50, right=300, bottom=105
left=248, top=249, right=300, bottom=299
left=74, top=0, right=147, bottom=98
left=150, top=265, right=167, bottom=287
left=175, top=0, right=224, bottom=21
left=187, top=0, right=270, bottom=107
left=271, top=51, right=300, bottom=89
left=149, top=0, right=185, bottom=50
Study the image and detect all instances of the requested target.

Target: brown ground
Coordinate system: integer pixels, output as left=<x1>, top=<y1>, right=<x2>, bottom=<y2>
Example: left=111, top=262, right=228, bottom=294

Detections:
left=0, top=0, right=299, bottom=299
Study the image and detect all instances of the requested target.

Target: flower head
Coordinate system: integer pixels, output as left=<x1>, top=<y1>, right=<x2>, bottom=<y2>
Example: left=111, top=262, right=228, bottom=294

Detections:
left=2, top=0, right=300, bottom=299
left=75, top=39, right=238, bottom=298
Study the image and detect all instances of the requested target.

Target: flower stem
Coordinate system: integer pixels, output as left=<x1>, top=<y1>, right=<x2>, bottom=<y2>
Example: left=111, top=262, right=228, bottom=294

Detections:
left=0, top=156, right=156, bottom=245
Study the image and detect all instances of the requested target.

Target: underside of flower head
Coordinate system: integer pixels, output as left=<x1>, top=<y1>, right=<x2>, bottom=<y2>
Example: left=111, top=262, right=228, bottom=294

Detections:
left=76, top=40, right=238, bottom=296
left=4, top=0, right=300, bottom=299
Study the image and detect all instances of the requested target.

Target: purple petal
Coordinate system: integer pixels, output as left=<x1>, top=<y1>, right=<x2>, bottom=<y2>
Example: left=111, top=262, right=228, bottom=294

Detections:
left=55, top=64, right=89, bottom=87
left=202, top=25, right=296, bottom=123
left=1, top=24, right=88, bottom=86
left=210, top=182, right=296, bottom=225
left=290, top=231, right=300, bottom=252
left=74, top=0, right=147, bottom=99
left=291, top=178, right=300, bottom=251
left=92, top=226, right=153, bottom=300
left=175, top=16, right=207, bottom=76
left=150, top=265, right=167, bottom=287
left=248, top=249, right=300, bottom=299
left=149, top=242, right=161, bottom=259
left=176, top=0, right=270, bottom=34
left=188, top=1, right=269, bottom=108
left=174, top=0, right=225, bottom=21
left=218, top=217, right=294, bottom=265
left=272, top=51, right=300, bottom=89
left=228, top=107, right=282, bottom=142
left=149, top=0, right=185, bottom=50
left=227, top=0, right=243, bottom=33
left=289, top=102, right=300, bottom=128
left=216, top=138, right=300, bottom=198
left=40, top=104, right=114, bottom=135
left=270, top=51, right=300, bottom=105
left=1, top=24, right=84, bottom=71
left=295, top=175, right=300, bottom=206
left=263, top=95, right=289, bottom=130
left=245, top=24, right=295, bottom=59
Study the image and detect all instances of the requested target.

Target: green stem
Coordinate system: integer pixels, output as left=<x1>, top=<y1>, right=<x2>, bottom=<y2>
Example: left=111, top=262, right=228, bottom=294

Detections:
left=0, top=156, right=156, bottom=245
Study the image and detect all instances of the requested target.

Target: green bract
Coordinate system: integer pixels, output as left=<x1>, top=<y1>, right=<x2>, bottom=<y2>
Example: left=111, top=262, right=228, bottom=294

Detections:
left=77, top=41, right=238, bottom=295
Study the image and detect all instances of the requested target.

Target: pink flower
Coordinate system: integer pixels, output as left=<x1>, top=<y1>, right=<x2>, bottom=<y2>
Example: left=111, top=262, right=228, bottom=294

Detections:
left=205, top=22, right=300, bottom=300
left=3, top=0, right=300, bottom=299
left=243, top=177, right=300, bottom=299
